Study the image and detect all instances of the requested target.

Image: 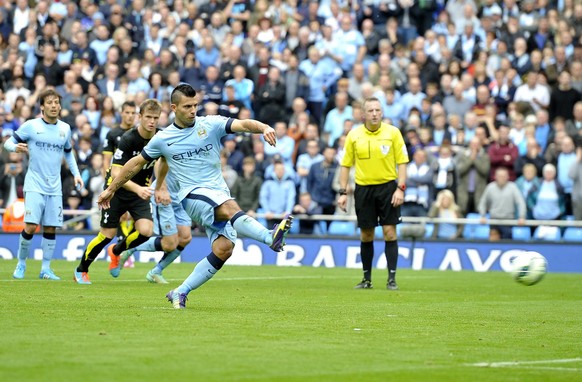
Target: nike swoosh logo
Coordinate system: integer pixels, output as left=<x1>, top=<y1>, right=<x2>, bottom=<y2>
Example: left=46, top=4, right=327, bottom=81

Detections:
left=167, top=141, right=178, bottom=146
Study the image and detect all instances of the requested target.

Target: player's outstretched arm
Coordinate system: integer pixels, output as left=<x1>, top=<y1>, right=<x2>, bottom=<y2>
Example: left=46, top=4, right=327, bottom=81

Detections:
left=230, top=119, right=277, bottom=147
left=98, top=154, right=149, bottom=209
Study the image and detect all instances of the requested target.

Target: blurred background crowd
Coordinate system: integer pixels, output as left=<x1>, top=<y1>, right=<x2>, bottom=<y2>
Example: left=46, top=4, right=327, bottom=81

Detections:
left=0, top=0, right=581, bottom=237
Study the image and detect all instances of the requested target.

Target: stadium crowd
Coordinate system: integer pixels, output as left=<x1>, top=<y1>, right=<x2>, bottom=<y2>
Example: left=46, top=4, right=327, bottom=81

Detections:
left=0, top=0, right=582, bottom=238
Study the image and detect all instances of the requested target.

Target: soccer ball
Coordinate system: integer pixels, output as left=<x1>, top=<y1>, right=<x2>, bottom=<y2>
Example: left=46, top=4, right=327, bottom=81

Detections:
left=510, top=251, right=547, bottom=286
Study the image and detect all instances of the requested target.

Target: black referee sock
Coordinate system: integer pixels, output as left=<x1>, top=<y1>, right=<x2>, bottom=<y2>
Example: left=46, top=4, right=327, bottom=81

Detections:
left=360, top=241, right=374, bottom=281
left=113, top=232, right=150, bottom=255
left=385, top=240, right=398, bottom=282
left=77, top=232, right=112, bottom=273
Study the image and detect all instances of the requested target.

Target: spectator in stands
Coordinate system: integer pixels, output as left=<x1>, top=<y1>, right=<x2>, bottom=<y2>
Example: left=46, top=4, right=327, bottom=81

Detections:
left=299, top=46, right=342, bottom=124
left=63, top=189, right=89, bottom=231
left=284, top=53, right=309, bottom=111
left=0, top=151, right=25, bottom=209
left=557, top=135, right=577, bottom=215
left=231, top=157, right=262, bottom=217
left=550, top=71, right=581, bottom=122
left=200, top=65, right=224, bottom=105
left=306, top=146, right=338, bottom=227
left=453, top=22, right=483, bottom=68
left=296, top=139, right=323, bottom=194
left=225, top=65, right=254, bottom=110
left=431, top=144, right=457, bottom=198
left=527, top=163, right=565, bottom=221
left=569, top=140, right=582, bottom=220
left=221, top=135, right=244, bottom=175
left=219, top=84, right=245, bottom=119
left=516, top=163, right=541, bottom=201
left=5, top=76, right=30, bottom=111
left=534, top=109, right=552, bottom=154
left=399, top=76, right=426, bottom=118
left=323, top=92, right=353, bottom=147
left=264, top=121, right=295, bottom=165
left=292, top=192, right=322, bottom=235
left=443, top=82, right=473, bottom=119
left=259, top=160, right=296, bottom=228
left=255, top=67, right=286, bottom=126
left=428, top=189, right=464, bottom=239
left=513, top=71, right=550, bottom=112
left=334, top=15, right=366, bottom=74
left=456, top=136, right=491, bottom=215
left=479, top=167, right=527, bottom=241
left=488, top=125, right=519, bottom=181
left=515, top=137, right=546, bottom=178
left=220, top=149, right=238, bottom=189
left=401, top=149, right=432, bottom=218
left=566, top=101, right=582, bottom=137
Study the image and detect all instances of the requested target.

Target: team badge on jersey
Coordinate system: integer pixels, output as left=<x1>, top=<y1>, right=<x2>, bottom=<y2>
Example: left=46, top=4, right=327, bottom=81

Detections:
left=197, top=127, right=208, bottom=139
left=381, top=145, right=390, bottom=155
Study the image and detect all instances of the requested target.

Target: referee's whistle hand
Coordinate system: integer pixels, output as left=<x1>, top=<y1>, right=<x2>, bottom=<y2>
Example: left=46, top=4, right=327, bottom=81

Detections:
left=338, top=195, right=347, bottom=212
left=391, top=189, right=404, bottom=207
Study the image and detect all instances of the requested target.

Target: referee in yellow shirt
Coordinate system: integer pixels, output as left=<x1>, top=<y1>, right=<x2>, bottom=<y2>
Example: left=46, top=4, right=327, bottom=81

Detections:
left=338, top=97, right=409, bottom=290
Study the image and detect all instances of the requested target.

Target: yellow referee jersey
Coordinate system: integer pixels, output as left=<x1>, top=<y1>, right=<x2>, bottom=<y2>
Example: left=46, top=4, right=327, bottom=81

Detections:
left=341, top=122, right=409, bottom=186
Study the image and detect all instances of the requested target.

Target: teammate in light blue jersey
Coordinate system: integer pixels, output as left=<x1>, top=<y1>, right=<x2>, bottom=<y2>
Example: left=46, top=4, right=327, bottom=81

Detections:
left=110, top=164, right=193, bottom=284
left=4, top=89, right=83, bottom=280
left=98, top=84, right=293, bottom=309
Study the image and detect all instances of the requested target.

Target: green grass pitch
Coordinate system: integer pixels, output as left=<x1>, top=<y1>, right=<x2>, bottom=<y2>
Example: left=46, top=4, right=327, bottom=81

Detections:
left=1, top=260, right=581, bottom=382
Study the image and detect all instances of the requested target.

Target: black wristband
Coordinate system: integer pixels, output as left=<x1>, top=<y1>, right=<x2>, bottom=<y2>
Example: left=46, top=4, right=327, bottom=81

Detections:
left=338, top=188, right=347, bottom=196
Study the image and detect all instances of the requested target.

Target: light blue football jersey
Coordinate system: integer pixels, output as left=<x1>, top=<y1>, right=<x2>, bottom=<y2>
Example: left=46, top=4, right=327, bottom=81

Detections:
left=142, top=115, right=234, bottom=203
left=12, top=118, right=74, bottom=195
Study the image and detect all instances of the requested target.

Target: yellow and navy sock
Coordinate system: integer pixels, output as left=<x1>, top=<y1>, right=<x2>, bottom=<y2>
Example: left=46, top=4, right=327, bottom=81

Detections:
left=77, top=232, right=112, bottom=272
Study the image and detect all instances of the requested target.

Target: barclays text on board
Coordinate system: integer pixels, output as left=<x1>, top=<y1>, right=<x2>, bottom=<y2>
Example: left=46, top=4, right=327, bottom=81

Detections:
left=0, top=234, right=580, bottom=273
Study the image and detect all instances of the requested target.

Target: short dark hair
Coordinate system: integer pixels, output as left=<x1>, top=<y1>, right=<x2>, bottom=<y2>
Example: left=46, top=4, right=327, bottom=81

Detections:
left=171, top=83, right=197, bottom=105
left=39, top=89, right=61, bottom=107
left=121, top=101, right=136, bottom=111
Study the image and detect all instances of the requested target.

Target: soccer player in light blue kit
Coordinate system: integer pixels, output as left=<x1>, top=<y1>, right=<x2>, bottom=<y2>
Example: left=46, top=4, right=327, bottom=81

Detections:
left=4, top=89, right=84, bottom=280
left=98, top=84, right=293, bottom=309
left=110, top=165, right=193, bottom=284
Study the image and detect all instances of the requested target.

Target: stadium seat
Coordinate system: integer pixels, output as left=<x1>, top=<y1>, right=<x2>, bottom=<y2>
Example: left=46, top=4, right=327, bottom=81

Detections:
left=562, top=227, right=582, bottom=242
left=512, top=226, right=532, bottom=241
left=424, top=223, right=434, bottom=238
left=327, top=221, right=356, bottom=236
left=313, top=221, right=327, bottom=235
left=472, top=224, right=490, bottom=239
left=463, top=213, right=489, bottom=239
left=375, top=225, right=383, bottom=238
left=533, top=226, right=561, bottom=241
left=289, top=219, right=300, bottom=234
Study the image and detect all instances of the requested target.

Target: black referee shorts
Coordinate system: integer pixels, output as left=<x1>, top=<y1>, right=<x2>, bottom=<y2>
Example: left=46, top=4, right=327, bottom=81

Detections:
left=354, top=181, right=401, bottom=229
left=100, top=191, right=152, bottom=228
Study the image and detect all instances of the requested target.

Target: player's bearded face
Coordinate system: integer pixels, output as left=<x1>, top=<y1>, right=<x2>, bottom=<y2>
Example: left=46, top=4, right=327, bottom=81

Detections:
left=42, top=96, right=61, bottom=118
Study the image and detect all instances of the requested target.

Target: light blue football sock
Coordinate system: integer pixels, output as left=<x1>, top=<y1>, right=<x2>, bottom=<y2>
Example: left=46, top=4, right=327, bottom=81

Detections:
left=133, top=236, right=162, bottom=254
left=230, top=212, right=272, bottom=245
left=176, top=253, right=225, bottom=294
left=154, top=248, right=182, bottom=273
left=17, top=231, right=33, bottom=267
left=41, top=234, right=56, bottom=271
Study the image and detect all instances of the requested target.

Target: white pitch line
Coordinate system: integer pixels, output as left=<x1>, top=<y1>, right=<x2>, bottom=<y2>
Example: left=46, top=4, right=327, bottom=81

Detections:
left=468, top=358, right=582, bottom=368
left=0, top=274, right=440, bottom=283
left=520, top=366, right=582, bottom=372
